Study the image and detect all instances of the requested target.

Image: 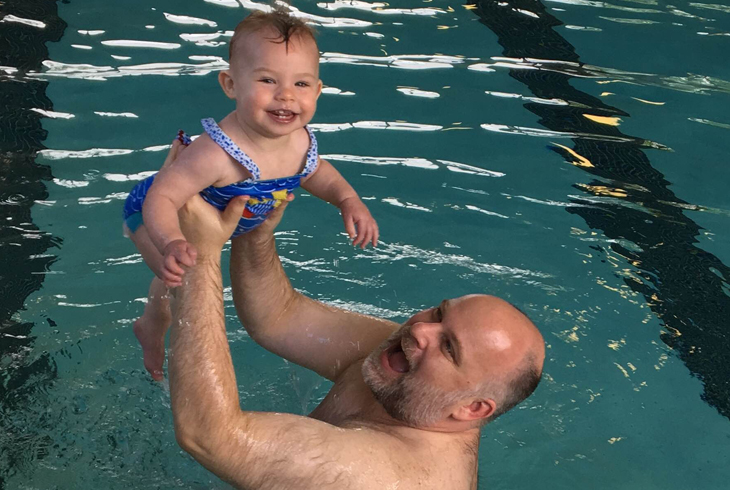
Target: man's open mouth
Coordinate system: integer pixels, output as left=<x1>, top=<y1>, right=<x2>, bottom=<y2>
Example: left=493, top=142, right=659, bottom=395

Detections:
left=387, top=342, right=410, bottom=373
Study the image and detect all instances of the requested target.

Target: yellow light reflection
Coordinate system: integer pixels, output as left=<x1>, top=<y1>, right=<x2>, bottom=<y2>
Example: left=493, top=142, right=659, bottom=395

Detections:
left=551, top=143, right=595, bottom=168
left=583, top=114, right=622, bottom=126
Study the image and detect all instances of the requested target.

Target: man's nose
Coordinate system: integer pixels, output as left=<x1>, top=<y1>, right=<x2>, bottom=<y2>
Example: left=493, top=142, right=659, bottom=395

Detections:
left=409, top=322, right=439, bottom=350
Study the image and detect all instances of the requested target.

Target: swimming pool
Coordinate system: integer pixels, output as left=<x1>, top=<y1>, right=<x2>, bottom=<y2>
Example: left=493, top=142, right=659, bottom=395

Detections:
left=2, top=0, right=730, bottom=487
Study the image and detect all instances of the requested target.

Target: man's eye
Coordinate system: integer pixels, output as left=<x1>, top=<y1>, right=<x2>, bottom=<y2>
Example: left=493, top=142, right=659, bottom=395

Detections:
left=433, top=307, right=443, bottom=322
left=444, top=339, right=454, bottom=359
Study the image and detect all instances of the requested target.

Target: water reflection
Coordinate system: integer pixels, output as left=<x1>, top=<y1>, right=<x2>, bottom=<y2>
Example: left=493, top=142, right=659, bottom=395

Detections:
left=0, top=0, right=66, bottom=484
left=471, top=0, right=730, bottom=419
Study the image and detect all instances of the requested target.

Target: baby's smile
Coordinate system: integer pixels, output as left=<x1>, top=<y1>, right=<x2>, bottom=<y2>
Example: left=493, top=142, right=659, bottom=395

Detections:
left=267, top=109, right=298, bottom=124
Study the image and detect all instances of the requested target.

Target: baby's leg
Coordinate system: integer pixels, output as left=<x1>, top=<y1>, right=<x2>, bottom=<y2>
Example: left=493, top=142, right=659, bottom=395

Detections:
left=133, top=277, right=171, bottom=381
left=128, top=224, right=171, bottom=380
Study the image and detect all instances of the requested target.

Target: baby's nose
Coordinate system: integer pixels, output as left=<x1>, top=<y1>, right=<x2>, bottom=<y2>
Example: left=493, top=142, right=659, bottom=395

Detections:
left=276, top=87, right=294, bottom=100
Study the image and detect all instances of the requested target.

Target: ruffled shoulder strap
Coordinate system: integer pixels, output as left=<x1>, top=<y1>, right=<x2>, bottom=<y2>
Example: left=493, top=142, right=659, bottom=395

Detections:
left=299, top=126, right=319, bottom=176
left=201, top=118, right=261, bottom=181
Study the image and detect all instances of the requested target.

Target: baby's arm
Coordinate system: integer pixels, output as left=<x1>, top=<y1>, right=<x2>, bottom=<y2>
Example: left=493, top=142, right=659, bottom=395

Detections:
left=143, top=137, right=229, bottom=286
left=302, top=159, right=378, bottom=248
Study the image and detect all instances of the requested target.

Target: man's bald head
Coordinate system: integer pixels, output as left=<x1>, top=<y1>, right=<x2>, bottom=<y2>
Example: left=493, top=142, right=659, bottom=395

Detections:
left=461, top=295, right=544, bottom=423
left=362, top=294, right=545, bottom=430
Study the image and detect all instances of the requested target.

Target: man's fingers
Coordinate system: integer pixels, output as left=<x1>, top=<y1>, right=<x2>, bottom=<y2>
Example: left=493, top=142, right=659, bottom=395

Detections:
left=373, top=226, right=379, bottom=247
left=223, top=195, right=249, bottom=224
left=185, top=243, right=198, bottom=266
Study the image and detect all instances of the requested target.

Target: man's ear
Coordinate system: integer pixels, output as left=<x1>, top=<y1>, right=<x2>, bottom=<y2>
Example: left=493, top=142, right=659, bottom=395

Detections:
left=451, top=398, right=496, bottom=423
left=219, top=70, right=236, bottom=99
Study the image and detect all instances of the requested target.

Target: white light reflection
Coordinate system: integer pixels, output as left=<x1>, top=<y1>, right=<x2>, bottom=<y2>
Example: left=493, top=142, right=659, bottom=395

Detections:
left=365, top=242, right=553, bottom=280
left=397, top=87, right=440, bottom=98
left=30, top=108, right=75, bottom=119
left=53, top=179, right=89, bottom=188
left=323, top=154, right=438, bottom=169
left=382, top=198, right=432, bottom=212
left=205, top=0, right=240, bottom=6
left=322, top=87, right=356, bottom=95
left=239, top=0, right=373, bottom=27
left=316, top=0, right=445, bottom=16
left=437, top=160, right=505, bottom=177
left=324, top=154, right=504, bottom=177
left=39, top=148, right=134, bottom=160
left=101, top=40, right=182, bottom=49
left=480, top=123, right=670, bottom=149
left=310, top=121, right=442, bottom=131
left=163, top=13, right=218, bottom=26
left=322, top=52, right=461, bottom=70
left=94, top=112, right=139, bottom=118
left=104, top=171, right=157, bottom=182
left=485, top=90, right=569, bottom=105
left=465, top=205, right=510, bottom=219
left=1, top=15, right=46, bottom=29
left=37, top=59, right=229, bottom=80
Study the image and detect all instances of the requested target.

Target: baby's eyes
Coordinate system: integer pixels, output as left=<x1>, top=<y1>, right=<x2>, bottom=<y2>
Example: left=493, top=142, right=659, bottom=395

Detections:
left=295, top=81, right=310, bottom=87
left=259, top=78, right=275, bottom=84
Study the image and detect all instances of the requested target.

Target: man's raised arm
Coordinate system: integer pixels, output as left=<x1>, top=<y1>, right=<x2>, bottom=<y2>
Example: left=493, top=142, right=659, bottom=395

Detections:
left=169, top=195, right=404, bottom=489
left=230, top=205, right=397, bottom=381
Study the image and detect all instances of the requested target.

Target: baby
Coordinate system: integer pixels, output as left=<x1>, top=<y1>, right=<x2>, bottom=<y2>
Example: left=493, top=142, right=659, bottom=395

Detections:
left=123, top=9, right=378, bottom=380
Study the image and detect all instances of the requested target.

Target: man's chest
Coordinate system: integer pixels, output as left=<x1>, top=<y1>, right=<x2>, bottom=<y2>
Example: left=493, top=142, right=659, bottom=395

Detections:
left=308, top=366, right=374, bottom=425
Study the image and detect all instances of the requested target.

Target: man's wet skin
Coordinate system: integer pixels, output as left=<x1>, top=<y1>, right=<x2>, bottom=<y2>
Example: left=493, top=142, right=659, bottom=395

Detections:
left=168, top=180, right=546, bottom=489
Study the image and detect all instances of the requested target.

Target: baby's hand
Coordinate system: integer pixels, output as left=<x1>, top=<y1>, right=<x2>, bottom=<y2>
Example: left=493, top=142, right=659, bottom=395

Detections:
left=340, top=197, right=379, bottom=249
left=160, top=239, right=198, bottom=287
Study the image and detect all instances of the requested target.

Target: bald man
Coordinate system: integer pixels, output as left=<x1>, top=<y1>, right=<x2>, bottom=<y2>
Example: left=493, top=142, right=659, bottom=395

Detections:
left=167, top=141, right=545, bottom=490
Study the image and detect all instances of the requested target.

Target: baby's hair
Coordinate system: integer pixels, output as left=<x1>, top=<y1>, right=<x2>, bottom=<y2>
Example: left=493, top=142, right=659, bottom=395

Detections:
left=229, top=7, right=318, bottom=65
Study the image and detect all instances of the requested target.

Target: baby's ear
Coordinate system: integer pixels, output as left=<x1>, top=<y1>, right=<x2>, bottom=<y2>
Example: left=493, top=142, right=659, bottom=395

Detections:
left=316, top=79, right=323, bottom=98
left=218, top=71, right=236, bottom=99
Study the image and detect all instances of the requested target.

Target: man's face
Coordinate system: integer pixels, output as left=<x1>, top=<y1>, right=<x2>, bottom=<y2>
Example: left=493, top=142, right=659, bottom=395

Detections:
left=362, top=295, right=512, bottom=427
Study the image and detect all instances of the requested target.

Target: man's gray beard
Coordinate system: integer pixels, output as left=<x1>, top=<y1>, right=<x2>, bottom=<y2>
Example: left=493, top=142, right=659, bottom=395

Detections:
left=362, top=338, right=464, bottom=428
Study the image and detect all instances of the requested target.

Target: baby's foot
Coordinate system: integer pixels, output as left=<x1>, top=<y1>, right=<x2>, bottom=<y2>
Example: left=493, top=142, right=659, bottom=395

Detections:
left=133, top=317, right=166, bottom=381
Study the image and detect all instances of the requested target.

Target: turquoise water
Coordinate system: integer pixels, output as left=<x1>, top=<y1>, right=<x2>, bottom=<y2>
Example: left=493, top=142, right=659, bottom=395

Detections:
left=3, top=0, right=730, bottom=488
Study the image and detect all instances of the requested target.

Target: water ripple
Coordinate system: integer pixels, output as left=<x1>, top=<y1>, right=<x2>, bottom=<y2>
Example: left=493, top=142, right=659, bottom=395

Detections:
left=316, top=0, right=445, bottom=16
left=481, top=123, right=672, bottom=150
left=163, top=12, right=218, bottom=27
left=363, top=242, right=554, bottom=281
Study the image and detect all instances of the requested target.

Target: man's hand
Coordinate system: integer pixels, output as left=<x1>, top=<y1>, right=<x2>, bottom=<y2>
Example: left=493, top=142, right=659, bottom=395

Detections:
left=178, top=194, right=248, bottom=257
left=161, top=239, right=197, bottom=287
left=340, top=196, right=379, bottom=248
left=244, top=192, right=295, bottom=242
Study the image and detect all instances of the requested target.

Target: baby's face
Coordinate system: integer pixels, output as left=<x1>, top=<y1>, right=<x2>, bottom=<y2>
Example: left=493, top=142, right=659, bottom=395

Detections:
left=223, top=28, right=322, bottom=138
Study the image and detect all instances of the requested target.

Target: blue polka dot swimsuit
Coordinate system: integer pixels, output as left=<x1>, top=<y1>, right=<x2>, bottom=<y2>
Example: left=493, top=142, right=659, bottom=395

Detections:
left=123, top=118, right=319, bottom=238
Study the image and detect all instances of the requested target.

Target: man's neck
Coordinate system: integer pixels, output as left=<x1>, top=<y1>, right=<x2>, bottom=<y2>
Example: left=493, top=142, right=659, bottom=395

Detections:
left=310, top=359, right=482, bottom=445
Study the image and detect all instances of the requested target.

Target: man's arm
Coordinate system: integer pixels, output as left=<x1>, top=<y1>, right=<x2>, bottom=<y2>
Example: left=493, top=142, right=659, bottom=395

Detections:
left=169, top=198, right=402, bottom=488
left=231, top=196, right=399, bottom=381
left=230, top=225, right=397, bottom=381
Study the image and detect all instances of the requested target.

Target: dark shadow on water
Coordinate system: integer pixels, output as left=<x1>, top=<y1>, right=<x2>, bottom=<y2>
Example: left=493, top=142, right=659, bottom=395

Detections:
left=0, top=0, right=66, bottom=486
left=471, top=0, right=730, bottom=419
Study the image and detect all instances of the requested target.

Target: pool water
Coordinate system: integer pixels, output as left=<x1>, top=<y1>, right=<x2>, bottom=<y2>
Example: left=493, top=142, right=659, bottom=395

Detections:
left=2, top=0, right=730, bottom=488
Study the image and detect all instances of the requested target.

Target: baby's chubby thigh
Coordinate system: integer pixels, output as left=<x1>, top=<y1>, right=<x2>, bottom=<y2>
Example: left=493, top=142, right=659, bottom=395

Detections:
left=126, top=221, right=165, bottom=276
